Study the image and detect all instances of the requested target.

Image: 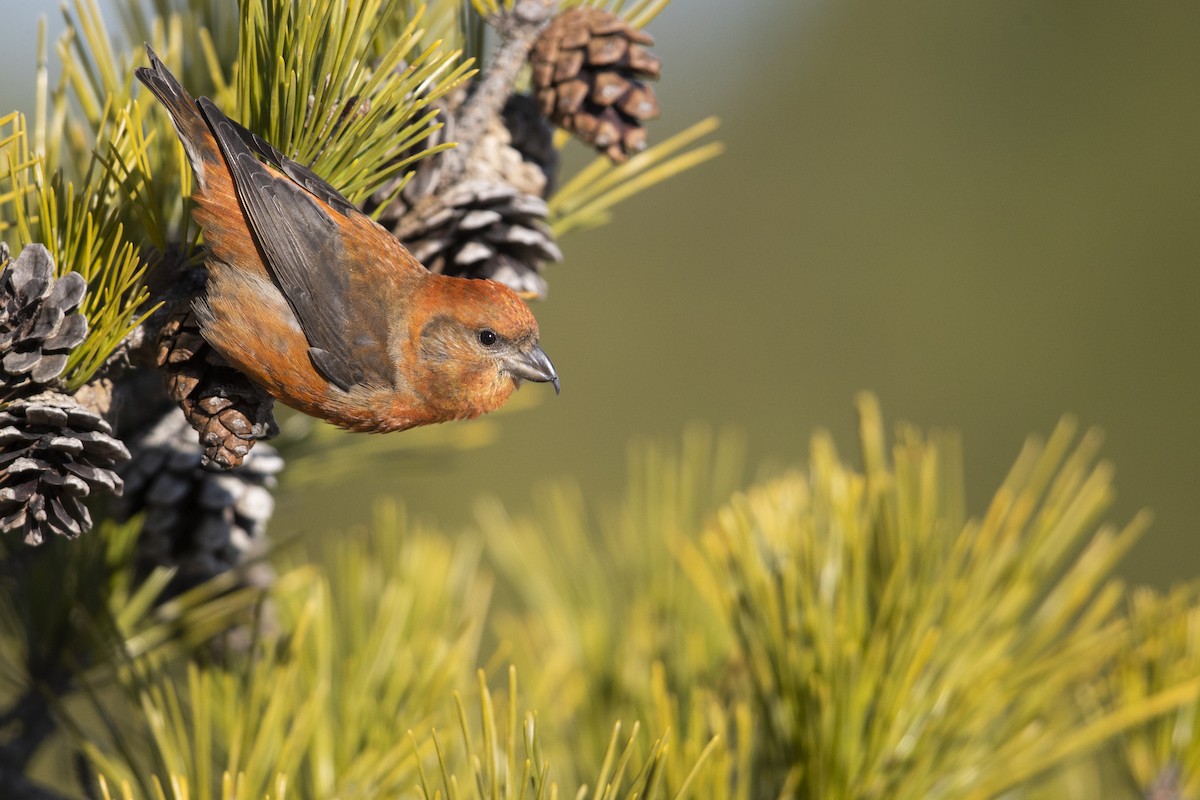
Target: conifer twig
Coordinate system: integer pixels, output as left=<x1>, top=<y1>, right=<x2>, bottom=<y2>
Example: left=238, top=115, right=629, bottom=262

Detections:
left=443, top=0, right=556, bottom=182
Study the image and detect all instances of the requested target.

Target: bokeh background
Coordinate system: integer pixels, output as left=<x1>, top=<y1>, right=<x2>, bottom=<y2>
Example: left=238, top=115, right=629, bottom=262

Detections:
left=2, top=0, right=1197, bottom=586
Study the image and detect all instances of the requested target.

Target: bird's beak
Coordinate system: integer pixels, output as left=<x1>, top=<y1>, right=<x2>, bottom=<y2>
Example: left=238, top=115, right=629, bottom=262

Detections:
left=506, top=344, right=560, bottom=394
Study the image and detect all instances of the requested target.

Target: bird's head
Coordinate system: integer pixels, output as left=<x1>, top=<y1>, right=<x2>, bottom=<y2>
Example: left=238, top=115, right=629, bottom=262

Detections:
left=412, top=277, right=558, bottom=418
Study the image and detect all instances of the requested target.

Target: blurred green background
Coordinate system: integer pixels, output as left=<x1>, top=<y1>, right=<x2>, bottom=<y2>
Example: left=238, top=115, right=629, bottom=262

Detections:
left=3, top=0, right=1197, bottom=586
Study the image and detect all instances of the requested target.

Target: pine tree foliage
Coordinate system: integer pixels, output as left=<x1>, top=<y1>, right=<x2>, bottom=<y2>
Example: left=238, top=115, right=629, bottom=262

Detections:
left=0, top=518, right=266, bottom=739
left=74, top=501, right=724, bottom=799
left=557, top=0, right=672, bottom=29
left=78, top=503, right=489, bottom=798
left=549, top=116, right=722, bottom=235
left=0, top=108, right=155, bottom=390
left=47, top=398, right=1200, bottom=799
left=43, top=0, right=719, bottom=253
left=704, top=395, right=1169, bottom=798
left=234, top=0, right=474, bottom=205
left=0, top=383, right=1194, bottom=798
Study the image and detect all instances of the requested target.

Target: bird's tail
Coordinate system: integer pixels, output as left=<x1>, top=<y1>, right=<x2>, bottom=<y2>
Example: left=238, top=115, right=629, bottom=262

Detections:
left=134, top=45, right=220, bottom=190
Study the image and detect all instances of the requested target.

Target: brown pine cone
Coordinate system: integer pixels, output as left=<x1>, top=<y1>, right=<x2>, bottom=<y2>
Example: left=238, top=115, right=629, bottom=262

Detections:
left=531, top=6, right=662, bottom=163
left=157, top=308, right=277, bottom=470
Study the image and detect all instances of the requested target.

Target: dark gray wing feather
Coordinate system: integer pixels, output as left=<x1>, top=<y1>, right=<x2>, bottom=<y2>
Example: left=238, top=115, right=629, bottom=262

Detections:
left=196, top=97, right=389, bottom=392
left=221, top=116, right=357, bottom=217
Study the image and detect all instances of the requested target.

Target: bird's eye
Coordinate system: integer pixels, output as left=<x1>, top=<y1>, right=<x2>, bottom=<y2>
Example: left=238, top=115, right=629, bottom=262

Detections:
left=478, top=329, right=498, bottom=347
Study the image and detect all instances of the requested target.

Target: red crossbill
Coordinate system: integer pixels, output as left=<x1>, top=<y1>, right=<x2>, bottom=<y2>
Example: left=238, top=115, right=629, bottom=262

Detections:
left=135, top=47, right=558, bottom=433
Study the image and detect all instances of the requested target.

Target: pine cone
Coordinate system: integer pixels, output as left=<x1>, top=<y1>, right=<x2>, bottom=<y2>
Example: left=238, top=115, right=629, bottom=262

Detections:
left=0, top=244, right=88, bottom=400
left=365, top=86, right=561, bottom=299
left=117, top=408, right=281, bottom=598
left=0, top=395, right=129, bottom=545
left=394, top=179, right=562, bottom=299
left=531, top=6, right=662, bottom=163
left=469, top=111, right=551, bottom=201
left=157, top=307, right=277, bottom=470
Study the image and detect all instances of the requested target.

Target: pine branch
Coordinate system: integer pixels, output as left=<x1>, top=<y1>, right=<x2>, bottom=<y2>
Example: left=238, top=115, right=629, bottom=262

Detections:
left=442, top=0, right=556, bottom=182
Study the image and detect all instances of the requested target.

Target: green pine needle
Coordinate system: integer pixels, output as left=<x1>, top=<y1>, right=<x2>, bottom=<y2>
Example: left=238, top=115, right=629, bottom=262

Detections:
left=0, top=109, right=157, bottom=390
left=701, top=394, right=1186, bottom=799
left=476, top=424, right=749, bottom=794
left=35, top=402, right=1200, bottom=798
left=236, top=0, right=476, bottom=204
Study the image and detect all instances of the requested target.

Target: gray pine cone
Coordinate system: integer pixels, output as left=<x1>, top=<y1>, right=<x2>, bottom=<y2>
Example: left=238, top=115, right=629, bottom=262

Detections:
left=116, top=409, right=281, bottom=597
left=468, top=100, right=553, bottom=200
left=394, top=179, right=562, bottom=299
left=0, top=244, right=88, bottom=400
left=0, top=395, right=129, bottom=545
left=366, top=84, right=563, bottom=299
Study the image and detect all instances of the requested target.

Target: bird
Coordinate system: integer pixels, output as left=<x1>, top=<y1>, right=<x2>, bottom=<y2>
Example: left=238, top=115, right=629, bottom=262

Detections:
left=134, top=46, right=558, bottom=433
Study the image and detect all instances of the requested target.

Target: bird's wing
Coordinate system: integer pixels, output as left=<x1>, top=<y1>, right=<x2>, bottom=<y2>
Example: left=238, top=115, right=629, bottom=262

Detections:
left=218, top=112, right=359, bottom=218
left=197, top=97, right=392, bottom=393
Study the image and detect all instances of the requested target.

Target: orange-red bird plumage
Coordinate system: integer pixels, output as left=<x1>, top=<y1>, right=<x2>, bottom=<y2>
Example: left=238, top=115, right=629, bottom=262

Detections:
left=135, top=47, right=558, bottom=432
